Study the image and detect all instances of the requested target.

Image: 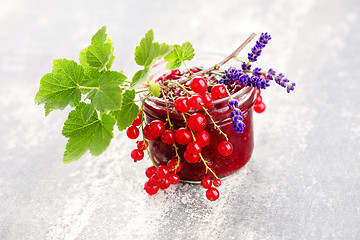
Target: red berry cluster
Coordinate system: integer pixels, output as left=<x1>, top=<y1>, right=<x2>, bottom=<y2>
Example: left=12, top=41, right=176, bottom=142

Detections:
left=127, top=74, right=235, bottom=201
left=254, top=75, right=266, bottom=113
left=127, top=112, right=147, bottom=161
left=144, top=159, right=181, bottom=195
left=201, top=177, right=222, bottom=201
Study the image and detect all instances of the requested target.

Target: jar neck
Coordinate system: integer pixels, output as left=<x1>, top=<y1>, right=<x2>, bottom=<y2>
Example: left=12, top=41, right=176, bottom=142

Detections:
left=143, top=86, right=256, bottom=126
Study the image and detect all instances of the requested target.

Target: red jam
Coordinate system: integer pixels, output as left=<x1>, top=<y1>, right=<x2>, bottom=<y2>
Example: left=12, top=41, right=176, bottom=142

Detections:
left=143, top=68, right=256, bottom=182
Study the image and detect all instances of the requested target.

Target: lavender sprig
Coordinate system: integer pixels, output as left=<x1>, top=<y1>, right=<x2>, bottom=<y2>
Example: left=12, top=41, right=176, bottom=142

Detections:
left=248, top=33, right=271, bottom=62
left=220, top=67, right=270, bottom=90
left=228, top=100, right=246, bottom=133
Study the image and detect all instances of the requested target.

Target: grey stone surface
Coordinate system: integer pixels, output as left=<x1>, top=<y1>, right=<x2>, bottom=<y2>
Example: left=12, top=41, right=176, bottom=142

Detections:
left=1, top=0, right=360, bottom=239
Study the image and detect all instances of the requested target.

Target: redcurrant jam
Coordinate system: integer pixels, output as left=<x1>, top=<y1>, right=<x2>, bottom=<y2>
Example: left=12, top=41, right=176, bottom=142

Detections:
left=143, top=56, right=256, bottom=182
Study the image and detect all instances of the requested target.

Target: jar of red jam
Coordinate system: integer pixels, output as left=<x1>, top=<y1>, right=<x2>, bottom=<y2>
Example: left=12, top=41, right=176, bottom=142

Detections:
left=143, top=53, right=256, bottom=182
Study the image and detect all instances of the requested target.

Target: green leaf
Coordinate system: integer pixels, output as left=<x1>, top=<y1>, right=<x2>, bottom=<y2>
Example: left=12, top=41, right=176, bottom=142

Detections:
left=131, top=29, right=171, bottom=88
left=148, top=82, right=161, bottom=97
left=86, top=71, right=126, bottom=112
left=82, top=104, right=95, bottom=123
left=134, top=29, right=171, bottom=66
left=62, top=103, right=115, bottom=163
left=85, top=26, right=114, bottom=71
left=164, top=42, right=195, bottom=69
left=35, top=59, right=84, bottom=115
left=130, top=67, right=150, bottom=88
left=112, top=90, right=139, bottom=131
left=79, top=48, right=89, bottom=67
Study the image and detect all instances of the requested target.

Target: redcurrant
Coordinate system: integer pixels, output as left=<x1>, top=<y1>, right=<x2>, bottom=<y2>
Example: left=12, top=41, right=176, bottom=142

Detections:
left=255, top=95, right=262, bottom=104
left=149, top=120, right=165, bottom=138
left=188, top=94, right=203, bottom=110
left=174, top=97, right=190, bottom=113
left=132, top=111, right=143, bottom=126
left=143, top=124, right=156, bottom=140
left=144, top=181, right=159, bottom=195
left=161, top=129, right=175, bottom=144
left=159, top=178, right=171, bottom=190
left=254, top=102, right=266, bottom=113
left=126, top=125, right=139, bottom=139
left=186, top=141, right=202, bottom=155
left=190, top=77, right=207, bottom=94
left=150, top=174, right=162, bottom=186
left=218, top=141, right=233, bottom=156
left=188, top=113, right=206, bottom=132
left=145, top=166, right=157, bottom=178
left=201, top=92, right=212, bottom=107
left=213, top=179, right=222, bottom=187
left=157, top=165, right=169, bottom=179
left=211, top=84, right=227, bottom=100
left=167, top=159, right=181, bottom=173
left=167, top=173, right=180, bottom=185
left=131, top=149, right=144, bottom=161
left=194, top=130, right=210, bottom=147
left=137, top=140, right=148, bottom=151
left=175, top=128, right=192, bottom=145
left=201, top=177, right=212, bottom=189
left=183, top=150, right=200, bottom=163
left=206, top=187, right=220, bottom=201
left=256, top=89, right=261, bottom=96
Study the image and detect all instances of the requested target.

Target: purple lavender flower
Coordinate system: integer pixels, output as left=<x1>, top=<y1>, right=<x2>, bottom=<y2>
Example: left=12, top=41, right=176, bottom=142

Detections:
left=253, top=67, right=262, bottom=76
left=238, top=73, right=250, bottom=85
left=248, top=32, right=271, bottom=62
left=247, top=75, right=270, bottom=89
left=228, top=99, right=246, bottom=133
left=228, top=99, right=239, bottom=109
left=220, top=67, right=243, bottom=85
left=266, top=68, right=276, bottom=80
left=271, top=73, right=296, bottom=93
left=241, top=62, right=251, bottom=71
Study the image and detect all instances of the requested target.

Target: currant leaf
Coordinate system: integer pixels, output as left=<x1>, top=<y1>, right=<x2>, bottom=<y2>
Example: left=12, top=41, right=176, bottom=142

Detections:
left=35, top=59, right=84, bottom=115
left=134, top=29, right=171, bottom=66
left=85, top=71, right=126, bottom=112
left=131, top=30, right=171, bottom=88
left=85, top=26, right=115, bottom=71
left=62, top=103, right=116, bottom=163
left=112, top=89, right=140, bottom=131
left=148, top=81, right=161, bottom=97
left=164, top=42, right=195, bottom=69
left=82, top=103, right=95, bottom=123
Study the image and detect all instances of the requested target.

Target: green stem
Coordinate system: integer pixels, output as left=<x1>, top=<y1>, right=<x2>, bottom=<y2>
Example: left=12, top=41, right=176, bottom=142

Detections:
left=199, top=153, right=219, bottom=179
left=183, top=61, right=190, bottom=74
left=202, top=106, right=229, bottom=141
left=225, top=87, right=233, bottom=100
left=162, top=90, right=173, bottom=129
left=140, top=93, right=155, bottom=166
left=136, top=89, right=150, bottom=94
left=164, top=80, right=191, bottom=95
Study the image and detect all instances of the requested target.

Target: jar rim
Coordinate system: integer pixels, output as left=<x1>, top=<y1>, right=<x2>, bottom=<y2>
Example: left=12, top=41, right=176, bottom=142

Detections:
left=146, top=52, right=254, bottom=106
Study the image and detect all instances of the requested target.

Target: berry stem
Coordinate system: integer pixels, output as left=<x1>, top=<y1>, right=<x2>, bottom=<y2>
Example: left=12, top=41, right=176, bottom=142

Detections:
left=225, top=87, right=233, bottom=100
left=180, top=112, right=188, bottom=129
left=164, top=80, right=191, bottom=95
left=162, top=90, right=173, bottom=129
left=199, top=153, right=219, bottom=179
left=140, top=93, right=156, bottom=166
left=201, top=107, right=229, bottom=141
left=172, top=142, right=181, bottom=161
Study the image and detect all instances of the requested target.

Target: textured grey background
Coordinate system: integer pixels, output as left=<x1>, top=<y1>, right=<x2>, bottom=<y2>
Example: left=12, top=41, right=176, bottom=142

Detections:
left=1, top=0, right=360, bottom=239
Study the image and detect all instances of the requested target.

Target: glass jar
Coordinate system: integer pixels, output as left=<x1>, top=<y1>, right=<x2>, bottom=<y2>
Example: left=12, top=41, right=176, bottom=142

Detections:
left=143, top=53, right=256, bottom=182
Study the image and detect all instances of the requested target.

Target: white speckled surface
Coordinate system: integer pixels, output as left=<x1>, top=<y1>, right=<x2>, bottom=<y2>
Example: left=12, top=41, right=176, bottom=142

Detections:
left=1, top=0, right=360, bottom=239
